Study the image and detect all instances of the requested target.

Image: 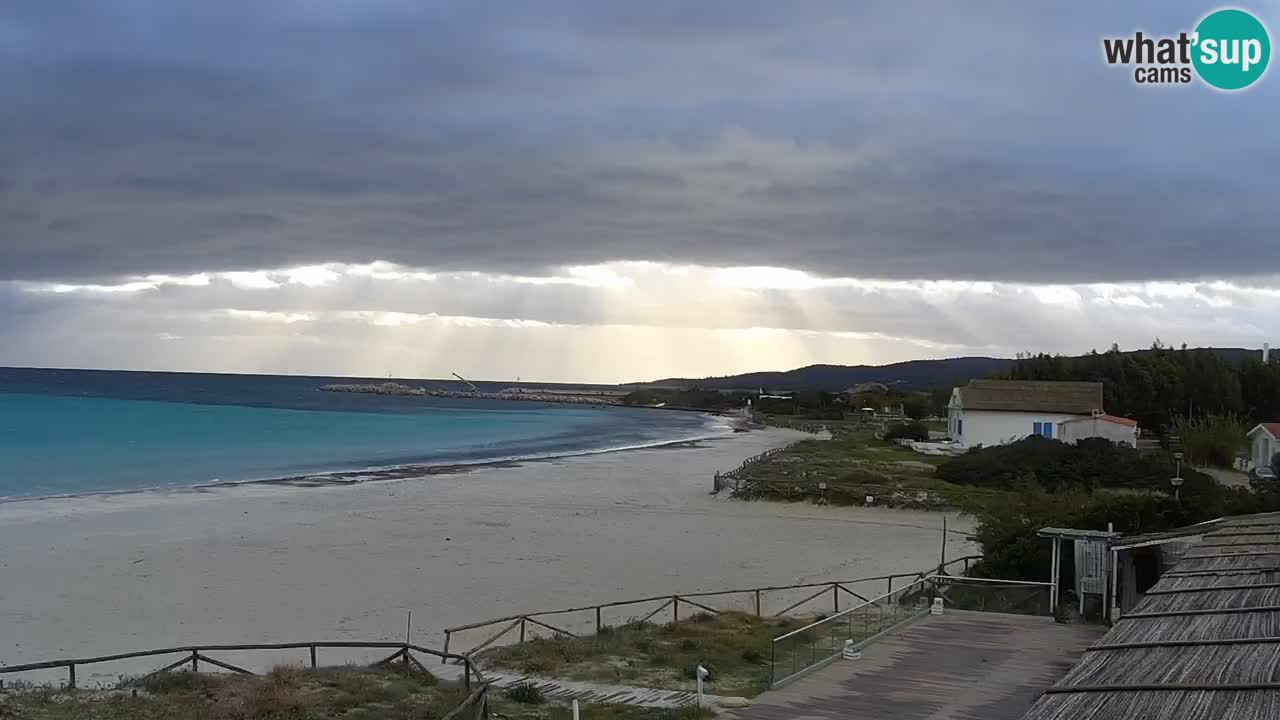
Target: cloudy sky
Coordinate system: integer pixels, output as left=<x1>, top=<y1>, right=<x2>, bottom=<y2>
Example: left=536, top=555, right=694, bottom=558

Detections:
left=2, top=1, right=1277, bottom=383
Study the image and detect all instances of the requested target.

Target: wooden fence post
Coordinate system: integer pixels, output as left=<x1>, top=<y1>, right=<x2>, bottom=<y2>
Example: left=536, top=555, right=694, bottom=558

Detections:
left=310, top=645, right=317, bottom=669
left=673, top=596, right=679, bottom=623
left=519, top=618, right=526, bottom=643
left=754, top=590, right=762, bottom=617
left=191, top=650, right=199, bottom=673
left=596, top=607, right=602, bottom=633
left=68, top=664, right=76, bottom=689
left=832, top=584, right=840, bottom=613
left=443, top=631, right=451, bottom=664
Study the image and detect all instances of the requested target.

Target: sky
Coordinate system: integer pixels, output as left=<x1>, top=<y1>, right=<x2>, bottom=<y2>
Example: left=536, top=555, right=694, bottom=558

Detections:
left=2, top=1, right=1278, bottom=383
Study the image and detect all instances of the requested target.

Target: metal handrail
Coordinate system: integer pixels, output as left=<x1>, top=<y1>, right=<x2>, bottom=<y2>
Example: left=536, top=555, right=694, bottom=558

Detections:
left=933, top=576, right=1054, bottom=587
left=772, top=575, right=933, bottom=643
left=444, top=555, right=984, bottom=658
left=773, top=574, right=1052, bottom=642
left=769, top=574, right=1053, bottom=687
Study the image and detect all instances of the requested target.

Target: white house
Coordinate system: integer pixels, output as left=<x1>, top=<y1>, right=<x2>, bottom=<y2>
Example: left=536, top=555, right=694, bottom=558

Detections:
left=947, top=379, right=1106, bottom=448
left=1247, top=423, right=1280, bottom=470
left=1059, top=413, right=1140, bottom=448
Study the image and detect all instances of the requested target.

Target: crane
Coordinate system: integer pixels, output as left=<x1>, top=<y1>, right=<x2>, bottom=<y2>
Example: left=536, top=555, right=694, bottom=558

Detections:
left=451, top=373, right=480, bottom=393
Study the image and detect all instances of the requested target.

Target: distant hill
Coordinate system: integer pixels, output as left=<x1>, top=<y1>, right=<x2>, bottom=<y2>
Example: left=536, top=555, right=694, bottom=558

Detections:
left=635, top=347, right=1268, bottom=393
left=636, top=357, right=1016, bottom=392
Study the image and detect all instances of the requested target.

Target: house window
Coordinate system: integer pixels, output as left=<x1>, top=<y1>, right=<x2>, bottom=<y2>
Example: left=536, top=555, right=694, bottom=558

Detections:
left=957, top=419, right=962, bottom=436
left=1033, top=422, right=1054, bottom=439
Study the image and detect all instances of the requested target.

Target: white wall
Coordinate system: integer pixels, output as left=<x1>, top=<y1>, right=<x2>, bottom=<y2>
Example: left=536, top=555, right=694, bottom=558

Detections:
left=1254, top=433, right=1278, bottom=469
left=1059, top=417, right=1139, bottom=448
left=952, top=409, right=1083, bottom=448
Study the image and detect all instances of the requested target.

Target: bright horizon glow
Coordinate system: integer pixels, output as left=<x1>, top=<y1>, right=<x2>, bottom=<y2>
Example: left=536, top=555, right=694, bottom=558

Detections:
left=4, top=260, right=1276, bottom=384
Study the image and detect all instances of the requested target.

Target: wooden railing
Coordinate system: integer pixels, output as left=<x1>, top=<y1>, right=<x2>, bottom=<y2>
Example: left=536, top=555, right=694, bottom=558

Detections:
left=442, top=556, right=982, bottom=662
left=713, top=444, right=796, bottom=493
left=0, top=640, right=480, bottom=691
left=442, top=682, right=491, bottom=720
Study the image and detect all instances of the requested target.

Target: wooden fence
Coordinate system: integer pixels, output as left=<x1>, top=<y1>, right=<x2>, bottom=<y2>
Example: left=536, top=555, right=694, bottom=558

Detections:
left=0, top=640, right=480, bottom=692
left=442, top=682, right=490, bottom=720
left=442, top=556, right=982, bottom=662
left=713, top=444, right=795, bottom=493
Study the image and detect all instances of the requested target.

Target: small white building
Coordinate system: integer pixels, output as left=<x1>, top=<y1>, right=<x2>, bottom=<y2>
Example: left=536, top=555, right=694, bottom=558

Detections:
left=1059, top=412, right=1140, bottom=448
left=1247, top=423, right=1280, bottom=470
left=947, top=379, right=1106, bottom=448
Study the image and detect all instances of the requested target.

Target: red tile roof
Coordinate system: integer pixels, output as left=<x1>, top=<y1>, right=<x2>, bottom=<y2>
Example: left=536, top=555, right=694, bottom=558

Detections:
left=1257, top=422, right=1280, bottom=438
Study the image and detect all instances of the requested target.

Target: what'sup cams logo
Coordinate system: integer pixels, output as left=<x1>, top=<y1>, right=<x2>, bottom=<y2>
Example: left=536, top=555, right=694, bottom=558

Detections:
left=1103, top=8, right=1270, bottom=90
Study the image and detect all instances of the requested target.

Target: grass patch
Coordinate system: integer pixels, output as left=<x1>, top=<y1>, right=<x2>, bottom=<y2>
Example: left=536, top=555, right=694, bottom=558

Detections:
left=729, top=434, right=1008, bottom=511
left=480, top=611, right=815, bottom=697
left=0, top=667, right=713, bottom=720
left=507, top=681, right=547, bottom=704
left=0, top=663, right=462, bottom=720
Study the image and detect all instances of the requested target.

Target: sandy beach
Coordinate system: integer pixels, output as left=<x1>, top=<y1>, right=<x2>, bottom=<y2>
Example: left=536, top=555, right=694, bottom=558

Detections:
left=0, top=428, right=976, bottom=685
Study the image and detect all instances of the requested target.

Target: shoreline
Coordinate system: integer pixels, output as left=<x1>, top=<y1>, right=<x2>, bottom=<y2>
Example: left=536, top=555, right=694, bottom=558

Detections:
left=0, top=410, right=749, bottom=506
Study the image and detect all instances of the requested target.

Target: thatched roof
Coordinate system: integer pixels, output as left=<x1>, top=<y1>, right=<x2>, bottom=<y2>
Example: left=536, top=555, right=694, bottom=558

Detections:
left=957, top=380, right=1103, bottom=415
left=1020, top=513, right=1280, bottom=720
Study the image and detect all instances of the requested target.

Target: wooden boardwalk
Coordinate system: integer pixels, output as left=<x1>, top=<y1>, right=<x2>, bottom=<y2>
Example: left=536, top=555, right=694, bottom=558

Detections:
left=725, top=611, right=1103, bottom=720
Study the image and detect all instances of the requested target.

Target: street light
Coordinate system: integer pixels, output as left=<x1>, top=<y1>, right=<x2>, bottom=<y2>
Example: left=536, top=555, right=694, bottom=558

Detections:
left=1172, top=452, right=1184, bottom=502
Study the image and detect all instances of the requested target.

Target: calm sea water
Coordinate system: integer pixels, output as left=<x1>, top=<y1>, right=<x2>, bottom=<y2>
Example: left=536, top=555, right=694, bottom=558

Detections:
left=0, top=368, right=727, bottom=499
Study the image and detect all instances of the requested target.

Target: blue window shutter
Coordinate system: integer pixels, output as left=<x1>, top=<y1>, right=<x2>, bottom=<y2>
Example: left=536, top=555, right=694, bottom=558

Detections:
left=1033, top=422, right=1042, bottom=435
left=1045, top=423, right=1054, bottom=439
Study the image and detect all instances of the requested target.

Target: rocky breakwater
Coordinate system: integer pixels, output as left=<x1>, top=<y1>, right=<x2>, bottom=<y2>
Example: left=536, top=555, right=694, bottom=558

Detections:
left=319, top=382, right=621, bottom=406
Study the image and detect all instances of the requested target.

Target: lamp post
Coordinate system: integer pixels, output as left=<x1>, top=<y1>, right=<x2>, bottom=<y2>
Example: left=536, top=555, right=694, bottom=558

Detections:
left=1172, top=452, right=1185, bottom=502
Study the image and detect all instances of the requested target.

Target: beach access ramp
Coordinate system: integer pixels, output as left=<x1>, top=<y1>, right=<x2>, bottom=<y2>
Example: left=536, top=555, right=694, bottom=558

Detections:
left=725, top=611, right=1102, bottom=720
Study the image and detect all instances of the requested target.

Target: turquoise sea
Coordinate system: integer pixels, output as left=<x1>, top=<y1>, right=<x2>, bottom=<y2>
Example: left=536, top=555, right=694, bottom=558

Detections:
left=0, top=368, right=727, bottom=500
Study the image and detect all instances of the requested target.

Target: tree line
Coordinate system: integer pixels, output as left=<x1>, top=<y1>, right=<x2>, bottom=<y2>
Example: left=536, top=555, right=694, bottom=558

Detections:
left=1003, top=342, right=1280, bottom=433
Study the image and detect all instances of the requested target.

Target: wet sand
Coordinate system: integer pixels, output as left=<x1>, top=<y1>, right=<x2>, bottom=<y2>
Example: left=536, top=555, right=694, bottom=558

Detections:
left=0, top=428, right=976, bottom=684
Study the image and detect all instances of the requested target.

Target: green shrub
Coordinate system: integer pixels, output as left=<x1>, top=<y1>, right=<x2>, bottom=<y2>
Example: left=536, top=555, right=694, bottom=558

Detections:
left=1174, top=414, right=1245, bottom=468
left=506, top=682, right=545, bottom=704
left=740, top=648, right=765, bottom=665
left=884, top=421, right=929, bottom=442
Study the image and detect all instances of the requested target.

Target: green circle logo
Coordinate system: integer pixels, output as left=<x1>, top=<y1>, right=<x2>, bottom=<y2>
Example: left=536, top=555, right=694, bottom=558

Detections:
left=1193, top=9, right=1270, bottom=90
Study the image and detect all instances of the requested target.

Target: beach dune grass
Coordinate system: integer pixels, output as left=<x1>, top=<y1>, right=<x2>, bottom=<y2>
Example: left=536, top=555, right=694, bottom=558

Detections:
left=480, top=611, right=815, bottom=697
left=732, top=434, right=1007, bottom=510
left=0, top=664, right=712, bottom=720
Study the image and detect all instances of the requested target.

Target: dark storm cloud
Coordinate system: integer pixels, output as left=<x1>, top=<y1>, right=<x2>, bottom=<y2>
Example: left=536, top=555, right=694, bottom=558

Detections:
left=2, top=0, right=1276, bottom=283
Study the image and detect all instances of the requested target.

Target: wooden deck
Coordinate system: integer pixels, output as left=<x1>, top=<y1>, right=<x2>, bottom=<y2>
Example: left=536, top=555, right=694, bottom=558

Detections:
left=725, top=611, right=1104, bottom=720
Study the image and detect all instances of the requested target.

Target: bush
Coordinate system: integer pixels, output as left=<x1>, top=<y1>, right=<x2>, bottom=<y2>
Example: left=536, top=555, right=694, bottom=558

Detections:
left=139, top=671, right=215, bottom=695
left=1174, top=414, right=1245, bottom=468
left=939, top=436, right=1217, bottom=497
left=740, top=648, right=765, bottom=665
left=971, top=485, right=1207, bottom=581
left=506, top=682, right=545, bottom=704
left=884, top=420, right=929, bottom=442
